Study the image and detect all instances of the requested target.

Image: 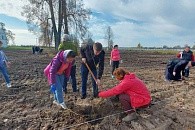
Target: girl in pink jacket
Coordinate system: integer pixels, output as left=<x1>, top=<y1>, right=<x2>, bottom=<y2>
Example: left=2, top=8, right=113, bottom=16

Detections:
left=99, top=68, right=151, bottom=122
left=44, top=50, right=76, bottom=109
left=110, top=45, right=121, bottom=78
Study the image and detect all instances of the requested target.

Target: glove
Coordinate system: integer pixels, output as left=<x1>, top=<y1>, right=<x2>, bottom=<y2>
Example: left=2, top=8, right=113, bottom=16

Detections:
left=110, top=60, right=112, bottom=65
left=173, top=72, right=176, bottom=76
left=82, top=58, right=86, bottom=63
left=50, top=84, right=56, bottom=94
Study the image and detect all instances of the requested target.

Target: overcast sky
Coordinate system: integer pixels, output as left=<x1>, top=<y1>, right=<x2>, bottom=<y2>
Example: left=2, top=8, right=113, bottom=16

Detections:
left=0, top=0, right=195, bottom=47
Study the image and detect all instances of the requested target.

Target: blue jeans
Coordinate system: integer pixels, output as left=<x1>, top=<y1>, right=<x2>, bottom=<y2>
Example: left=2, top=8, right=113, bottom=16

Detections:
left=53, top=74, right=64, bottom=104
left=0, top=64, right=10, bottom=84
left=81, top=64, right=98, bottom=97
left=184, top=67, right=189, bottom=77
left=63, top=65, right=77, bottom=92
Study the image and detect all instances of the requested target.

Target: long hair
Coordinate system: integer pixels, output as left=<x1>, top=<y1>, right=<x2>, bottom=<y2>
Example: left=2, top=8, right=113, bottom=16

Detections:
left=113, top=67, right=129, bottom=80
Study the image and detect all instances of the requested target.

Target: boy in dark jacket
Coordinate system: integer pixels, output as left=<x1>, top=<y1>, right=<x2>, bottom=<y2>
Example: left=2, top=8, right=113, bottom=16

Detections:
left=80, top=42, right=105, bottom=99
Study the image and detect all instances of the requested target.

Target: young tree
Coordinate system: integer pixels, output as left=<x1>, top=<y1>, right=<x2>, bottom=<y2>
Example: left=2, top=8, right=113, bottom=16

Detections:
left=137, top=43, right=142, bottom=48
left=6, top=30, right=15, bottom=45
left=0, top=22, right=15, bottom=45
left=105, top=26, right=114, bottom=50
left=22, top=0, right=90, bottom=49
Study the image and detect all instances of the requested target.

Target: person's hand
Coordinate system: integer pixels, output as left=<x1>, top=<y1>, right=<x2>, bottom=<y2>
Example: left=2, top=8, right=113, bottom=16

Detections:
left=50, top=84, right=56, bottom=94
left=173, top=72, right=176, bottom=76
left=110, top=60, right=112, bottom=65
left=82, top=58, right=86, bottom=63
left=96, top=79, right=101, bottom=87
left=120, top=60, right=123, bottom=63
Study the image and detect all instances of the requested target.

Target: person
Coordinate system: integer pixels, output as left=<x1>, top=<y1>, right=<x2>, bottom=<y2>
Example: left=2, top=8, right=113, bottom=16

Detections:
left=165, top=58, right=193, bottom=81
left=32, top=46, right=43, bottom=54
left=80, top=42, right=105, bottom=99
left=44, top=50, right=76, bottom=109
left=98, top=68, right=151, bottom=122
left=177, top=45, right=194, bottom=77
left=0, top=41, right=11, bottom=88
left=110, top=45, right=121, bottom=78
left=58, top=34, right=78, bottom=93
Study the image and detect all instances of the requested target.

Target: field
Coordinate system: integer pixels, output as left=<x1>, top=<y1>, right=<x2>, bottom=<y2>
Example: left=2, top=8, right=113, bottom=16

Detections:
left=0, top=49, right=195, bottom=130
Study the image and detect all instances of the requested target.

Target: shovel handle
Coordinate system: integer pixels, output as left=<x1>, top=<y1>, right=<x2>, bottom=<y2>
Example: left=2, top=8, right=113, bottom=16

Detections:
left=84, top=62, right=97, bottom=83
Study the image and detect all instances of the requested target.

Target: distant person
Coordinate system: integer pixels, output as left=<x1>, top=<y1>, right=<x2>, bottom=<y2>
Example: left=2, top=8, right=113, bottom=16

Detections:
left=32, top=46, right=43, bottom=54
left=58, top=34, right=79, bottom=93
left=177, top=45, right=194, bottom=77
left=110, top=45, right=121, bottom=78
left=98, top=68, right=151, bottom=122
left=165, top=58, right=195, bottom=81
left=0, top=40, right=11, bottom=88
left=80, top=42, right=105, bottom=99
left=44, top=50, right=76, bottom=109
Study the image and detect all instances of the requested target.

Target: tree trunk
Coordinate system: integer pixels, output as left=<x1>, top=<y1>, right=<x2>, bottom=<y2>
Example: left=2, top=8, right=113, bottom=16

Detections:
left=62, top=0, right=69, bottom=34
left=48, top=0, right=58, bottom=49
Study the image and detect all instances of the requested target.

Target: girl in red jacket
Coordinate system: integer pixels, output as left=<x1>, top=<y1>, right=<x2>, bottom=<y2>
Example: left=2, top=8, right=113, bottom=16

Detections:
left=110, top=45, right=121, bottom=78
left=98, top=68, right=151, bottom=122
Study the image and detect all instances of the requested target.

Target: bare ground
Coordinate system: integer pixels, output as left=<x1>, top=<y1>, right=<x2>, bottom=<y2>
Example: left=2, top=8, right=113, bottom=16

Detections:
left=0, top=50, right=195, bottom=130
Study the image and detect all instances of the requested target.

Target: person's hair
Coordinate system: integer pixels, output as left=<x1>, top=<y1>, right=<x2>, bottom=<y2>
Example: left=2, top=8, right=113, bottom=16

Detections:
left=113, top=68, right=129, bottom=80
left=93, top=42, right=102, bottom=52
left=67, top=51, right=76, bottom=58
left=63, top=34, right=70, bottom=42
left=114, top=45, right=118, bottom=48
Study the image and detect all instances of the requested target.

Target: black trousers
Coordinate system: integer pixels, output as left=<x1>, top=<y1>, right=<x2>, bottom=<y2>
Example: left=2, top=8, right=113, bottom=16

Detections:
left=112, top=61, right=119, bottom=75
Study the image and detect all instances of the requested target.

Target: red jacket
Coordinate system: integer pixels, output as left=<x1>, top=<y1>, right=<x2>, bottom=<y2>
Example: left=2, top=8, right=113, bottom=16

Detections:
left=98, top=73, right=151, bottom=108
left=111, top=49, right=121, bottom=61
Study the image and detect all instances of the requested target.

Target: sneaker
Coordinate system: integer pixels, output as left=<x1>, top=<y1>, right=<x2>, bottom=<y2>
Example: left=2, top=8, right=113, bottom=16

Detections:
left=81, top=95, right=86, bottom=99
left=6, top=83, right=12, bottom=88
left=59, top=102, right=67, bottom=109
left=53, top=100, right=59, bottom=106
left=122, top=112, right=137, bottom=122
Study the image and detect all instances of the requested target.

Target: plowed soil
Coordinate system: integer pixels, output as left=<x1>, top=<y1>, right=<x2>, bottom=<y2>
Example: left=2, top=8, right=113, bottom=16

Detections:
left=0, top=50, right=195, bottom=130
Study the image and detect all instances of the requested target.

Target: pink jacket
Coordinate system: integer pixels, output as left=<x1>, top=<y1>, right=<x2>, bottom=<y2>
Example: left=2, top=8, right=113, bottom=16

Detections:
left=111, top=49, right=121, bottom=61
left=99, top=73, right=151, bottom=108
left=44, top=51, right=72, bottom=85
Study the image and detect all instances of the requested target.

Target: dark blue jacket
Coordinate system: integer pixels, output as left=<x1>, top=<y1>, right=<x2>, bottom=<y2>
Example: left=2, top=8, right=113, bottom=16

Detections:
left=80, top=44, right=105, bottom=79
left=181, top=50, right=193, bottom=61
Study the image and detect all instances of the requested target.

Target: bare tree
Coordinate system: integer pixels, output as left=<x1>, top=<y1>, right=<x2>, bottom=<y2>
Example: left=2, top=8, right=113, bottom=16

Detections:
left=22, top=0, right=90, bottom=49
left=105, top=26, right=114, bottom=50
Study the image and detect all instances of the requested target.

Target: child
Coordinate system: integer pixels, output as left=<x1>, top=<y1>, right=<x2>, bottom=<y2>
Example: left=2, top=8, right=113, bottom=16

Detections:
left=0, top=40, right=11, bottom=88
left=80, top=42, right=105, bottom=99
left=44, top=50, right=76, bottom=109
left=110, top=45, right=121, bottom=78
left=98, top=68, right=151, bottom=122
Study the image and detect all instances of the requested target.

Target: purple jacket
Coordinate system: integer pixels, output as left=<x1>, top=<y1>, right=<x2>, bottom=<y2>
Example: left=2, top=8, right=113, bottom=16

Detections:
left=44, top=51, right=72, bottom=85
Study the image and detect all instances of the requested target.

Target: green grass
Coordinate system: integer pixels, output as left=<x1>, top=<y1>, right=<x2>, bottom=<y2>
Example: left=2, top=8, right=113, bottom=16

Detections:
left=145, top=49, right=178, bottom=55
left=3, top=45, right=32, bottom=50
left=3, top=45, right=55, bottom=51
